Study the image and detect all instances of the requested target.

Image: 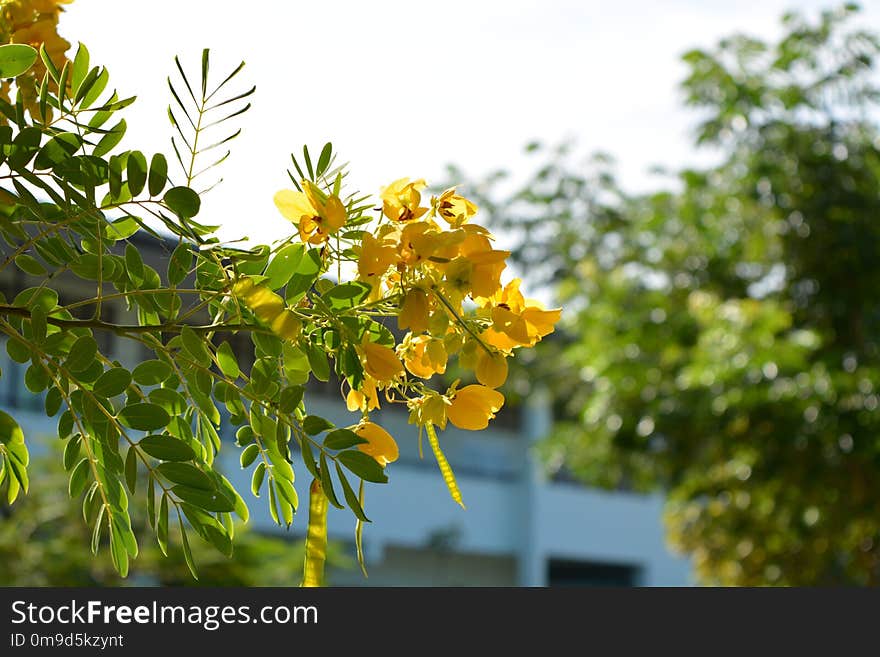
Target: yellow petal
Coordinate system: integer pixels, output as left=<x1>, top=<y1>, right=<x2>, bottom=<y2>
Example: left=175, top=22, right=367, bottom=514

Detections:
left=398, top=288, right=430, bottom=334
left=274, top=189, right=316, bottom=222
left=323, top=195, right=347, bottom=233
left=492, top=306, right=531, bottom=345
left=346, top=388, right=365, bottom=412
left=447, top=385, right=505, bottom=431
left=522, top=306, right=562, bottom=341
left=475, top=351, right=508, bottom=388
left=481, top=326, right=520, bottom=353
left=355, top=422, right=399, bottom=466
left=362, top=340, right=404, bottom=382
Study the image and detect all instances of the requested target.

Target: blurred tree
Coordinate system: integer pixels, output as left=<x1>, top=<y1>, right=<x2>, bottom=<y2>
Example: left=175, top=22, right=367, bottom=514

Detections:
left=450, top=4, right=880, bottom=585
left=0, top=448, right=350, bottom=585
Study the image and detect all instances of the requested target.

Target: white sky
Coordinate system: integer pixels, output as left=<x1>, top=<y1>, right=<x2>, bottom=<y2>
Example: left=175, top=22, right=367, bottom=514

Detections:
left=61, top=0, right=880, bottom=244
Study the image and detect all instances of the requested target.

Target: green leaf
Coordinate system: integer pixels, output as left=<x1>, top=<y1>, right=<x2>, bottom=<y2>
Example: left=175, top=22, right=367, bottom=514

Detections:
left=24, top=364, right=49, bottom=393
left=338, top=450, right=388, bottom=483
left=319, top=454, right=343, bottom=509
left=6, top=338, right=31, bottom=364
left=173, top=484, right=234, bottom=512
left=157, top=494, right=169, bottom=556
left=300, top=437, right=319, bottom=479
left=74, top=65, right=101, bottom=104
left=44, top=386, right=63, bottom=417
left=13, top=254, right=46, bottom=277
left=63, top=435, right=81, bottom=471
left=89, top=504, right=104, bottom=554
left=179, top=518, right=198, bottom=579
left=125, top=242, right=145, bottom=286
left=180, top=325, right=211, bottom=366
left=164, top=186, right=201, bottom=218
left=132, top=359, right=172, bottom=385
left=324, top=428, right=368, bottom=450
left=286, top=248, right=322, bottom=302
left=279, top=385, right=304, bottom=414
left=306, top=342, right=330, bottom=382
left=0, top=44, right=37, bottom=78
left=216, top=340, right=240, bottom=379
left=29, top=307, right=46, bottom=342
left=282, top=344, right=310, bottom=385
left=240, top=443, right=259, bottom=468
left=118, top=403, right=170, bottom=431
left=303, top=415, right=334, bottom=436
left=336, top=462, right=370, bottom=522
left=124, top=446, right=138, bottom=494
left=139, top=435, right=196, bottom=462
left=33, top=132, right=81, bottom=171
left=110, top=522, right=130, bottom=577
left=264, top=243, right=305, bottom=290
left=324, top=282, right=371, bottom=310
left=127, top=150, right=148, bottom=196
left=303, top=144, right=314, bottom=179
left=149, top=388, right=187, bottom=415
left=64, top=336, right=98, bottom=373
left=15, top=287, right=57, bottom=313
left=0, top=409, right=27, bottom=485
left=158, top=462, right=212, bottom=489
left=316, top=142, right=333, bottom=177
left=93, top=367, right=131, bottom=397
left=251, top=462, right=266, bottom=497
left=68, top=458, right=90, bottom=498
left=148, top=153, right=168, bottom=196
left=93, top=119, right=126, bottom=158
left=70, top=42, right=89, bottom=92
left=274, top=476, right=299, bottom=511
left=167, top=242, right=192, bottom=285
left=106, top=217, right=140, bottom=241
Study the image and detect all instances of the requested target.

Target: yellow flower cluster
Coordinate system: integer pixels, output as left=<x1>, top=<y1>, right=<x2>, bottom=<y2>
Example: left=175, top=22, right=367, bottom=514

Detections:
left=0, top=0, right=73, bottom=115
left=256, top=176, right=560, bottom=470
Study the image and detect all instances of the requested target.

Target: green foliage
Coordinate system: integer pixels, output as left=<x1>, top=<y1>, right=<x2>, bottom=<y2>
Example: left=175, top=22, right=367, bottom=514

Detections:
left=0, top=46, right=385, bottom=580
left=457, top=5, right=880, bottom=585
left=0, top=44, right=38, bottom=79
left=0, top=449, right=349, bottom=586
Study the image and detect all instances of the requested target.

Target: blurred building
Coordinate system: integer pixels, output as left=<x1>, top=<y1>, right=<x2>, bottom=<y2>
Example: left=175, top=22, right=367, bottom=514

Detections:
left=0, top=233, right=690, bottom=586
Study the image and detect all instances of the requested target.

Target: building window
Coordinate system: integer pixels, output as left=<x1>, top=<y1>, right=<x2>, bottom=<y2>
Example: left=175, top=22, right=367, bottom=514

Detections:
left=547, top=558, right=640, bottom=587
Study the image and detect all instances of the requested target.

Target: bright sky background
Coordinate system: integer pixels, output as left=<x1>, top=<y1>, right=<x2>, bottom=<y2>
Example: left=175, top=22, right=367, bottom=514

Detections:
left=61, top=0, right=880, bottom=245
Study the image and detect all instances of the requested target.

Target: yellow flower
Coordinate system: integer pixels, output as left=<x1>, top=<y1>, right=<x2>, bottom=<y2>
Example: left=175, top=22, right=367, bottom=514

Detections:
left=361, top=339, right=404, bottom=383
left=381, top=178, right=429, bottom=222
left=398, top=288, right=430, bottom=334
left=354, top=422, right=398, bottom=466
left=480, top=278, right=561, bottom=351
left=345, top=376, right=381, bottom=413
left=232, top=278, right=302, bottom=341
left=475, top=350, right=508, bottom=388
left=398, top=333, right=447, bottom=379
left=457, top=233, right=508, bottom=299
left=431, top=187, right=478, bottom=228
left=521, top=306, right=561, bottom=341
left=357, top=232, right=397, bottom=282
left=12, top=16, right=67, bottom=52
left=407, top=390, right=450, bottom=429
left=446, top=384, right=505, bottom=431
left=274, top=184, right=346, bottom=245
